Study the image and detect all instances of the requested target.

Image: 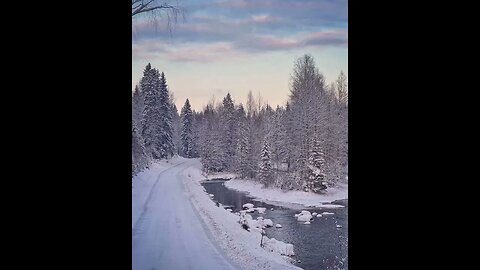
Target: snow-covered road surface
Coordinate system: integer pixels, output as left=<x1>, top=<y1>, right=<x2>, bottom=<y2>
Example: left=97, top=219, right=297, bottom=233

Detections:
left=132, top=159, right=236, bottom=270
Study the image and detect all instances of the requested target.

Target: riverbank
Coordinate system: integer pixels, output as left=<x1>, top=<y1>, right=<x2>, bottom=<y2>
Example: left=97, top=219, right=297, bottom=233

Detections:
left=181, top=159, right=301, bottom=270
left=224, top=179, right=348, bottom=208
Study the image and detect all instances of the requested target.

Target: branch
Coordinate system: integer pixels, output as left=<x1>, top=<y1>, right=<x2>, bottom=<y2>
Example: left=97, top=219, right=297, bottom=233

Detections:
left=132, top=3, right=177, bottom=17
left=132, top=3, right=142, bottom=10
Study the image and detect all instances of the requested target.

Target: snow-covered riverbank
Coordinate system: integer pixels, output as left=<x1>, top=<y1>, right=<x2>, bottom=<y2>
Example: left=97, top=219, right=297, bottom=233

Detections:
left=224, top=179, right=348, bottom=208
left=181, top=160, right=301, bottom=270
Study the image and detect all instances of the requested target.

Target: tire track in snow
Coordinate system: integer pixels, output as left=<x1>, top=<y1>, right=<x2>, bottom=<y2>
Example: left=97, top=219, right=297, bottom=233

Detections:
left=132, top=160, right=188, bottom=236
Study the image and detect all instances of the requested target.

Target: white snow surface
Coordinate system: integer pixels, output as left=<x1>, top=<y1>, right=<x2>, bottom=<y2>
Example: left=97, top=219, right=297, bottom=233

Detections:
left=224, top=179, right=347, bottom=208
left=255, top=207, right=267, bottom=214
left=182, top=159, right=301, bottom=270
left=297, top=213, right=313, bottom=222
left=204, top=172, right=238, bottom=180
left=132, top=157, right=187, bottom=229
left=263, top=238, right=295, bottom=256
left=242, top=203, right=254, bottom=209
left=132, top=158, right=237, bottom=270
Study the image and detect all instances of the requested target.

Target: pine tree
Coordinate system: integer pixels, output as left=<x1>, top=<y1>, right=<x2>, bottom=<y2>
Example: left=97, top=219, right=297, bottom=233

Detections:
left=132, top=121, right=149, bottom=175
left=220, top=93, right=236, bottom=170
left=171, top=103, right=181, bottom=155
left=132, top=85, right=144, bottom=127
left=306, top=130, right=327, bottom=192
left=258, top=139, right=273, bottom=187
left=157, top=71, right=175, bottom=158
left=235, top=104, right=253, bottom=178
left=180, top=99, right=194, bottom=158
left=140, top=63, right=163, bottom=159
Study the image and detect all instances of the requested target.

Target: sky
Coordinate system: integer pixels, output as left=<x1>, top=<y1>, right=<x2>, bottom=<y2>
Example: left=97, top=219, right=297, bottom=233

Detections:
left=132, top=0, right=348, bottom=111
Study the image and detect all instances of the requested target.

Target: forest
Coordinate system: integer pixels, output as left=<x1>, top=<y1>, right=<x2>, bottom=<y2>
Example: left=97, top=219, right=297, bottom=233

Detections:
left=132, top=54, right=348, bottom=193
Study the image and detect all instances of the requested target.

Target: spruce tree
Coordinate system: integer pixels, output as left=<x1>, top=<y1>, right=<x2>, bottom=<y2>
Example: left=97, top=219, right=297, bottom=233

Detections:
left=307, top=130, right=327, bottom=192
left=258, top=139, right=273, bottom=187
left=220, top=93, right=236, bottom=169
left=157, top=72, right=175, bottom=158
left=140, top=63, right=163, bottom=159
left=180, top=99, right=194, bottom=158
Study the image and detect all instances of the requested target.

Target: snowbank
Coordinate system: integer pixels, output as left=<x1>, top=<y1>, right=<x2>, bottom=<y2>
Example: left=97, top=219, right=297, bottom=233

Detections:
left=204, top=172, right=238, bottom=180
left=181, top=159, right=301, bottom=270
left=225, top=179, right=347, bottom=208
left=275, top=224, right=282, bottom=228
left=263, top=237, right=295, bottom=256
left=132, top=157, right=188, bottom=229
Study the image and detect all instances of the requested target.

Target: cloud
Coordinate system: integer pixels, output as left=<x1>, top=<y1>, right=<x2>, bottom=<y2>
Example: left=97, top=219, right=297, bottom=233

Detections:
left=132, top=0, right=348, bottom=62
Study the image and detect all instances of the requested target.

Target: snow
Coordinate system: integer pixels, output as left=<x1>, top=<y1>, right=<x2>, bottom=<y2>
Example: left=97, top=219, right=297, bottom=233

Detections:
left=132, top=157, right=188, bottom=229
left=318, top=204, right=344, bottom=209
left=132, top=158, right=236, bottom=270
left=263, top=219, right=274, bottom=227
left=255, top=207, right=266, bottom=214
left=181, top=159, right=300, bottom=270
left=322, top=212, right=334, bottom=215
left=296, top=211, right=313, bottom=222
left=263, top=238, right=295, bottom=256
left=336, top=225, right=342, bottom=228
left=204, top=172, right=238, bottom=180
left=225, top=179, right=347, bottom=208
left=242, top=203, right=254, bottom=209
left=297, top=214, right=312, bottom=222
left=227, top=209, right=233, bottom=212
left=275, top=224, right=283, bottom=228
left=312, top=212, right=318, bottom=216
left=304, top=221, right=311, bottom=225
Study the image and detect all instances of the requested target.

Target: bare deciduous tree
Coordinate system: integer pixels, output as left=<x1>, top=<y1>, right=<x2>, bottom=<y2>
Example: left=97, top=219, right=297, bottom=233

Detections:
left=132, top=0, right=185, bottom=33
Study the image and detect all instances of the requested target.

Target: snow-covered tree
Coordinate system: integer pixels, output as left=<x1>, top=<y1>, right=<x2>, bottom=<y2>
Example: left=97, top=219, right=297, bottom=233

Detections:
left=258, top=139, right=273, bottom=187
left=205, top=113, right=224, bottom=171
left=132, top=121, right=149, bottom=175
left=306, top=129, right=327, bottom=192
left=180, top=99, right=194, bottom=158
left=157, top=71, right=176, bottom=158
left=171, top=102, right=181, bottom=155
left=235, top=104, right=255, bottom=178
left=140, top=63, right=163, bottom=159
left=132, top=85, right=144, bottom=127
left=287, top=54, right=326, bottom=187
left=220, top=93, right=237, bottom=170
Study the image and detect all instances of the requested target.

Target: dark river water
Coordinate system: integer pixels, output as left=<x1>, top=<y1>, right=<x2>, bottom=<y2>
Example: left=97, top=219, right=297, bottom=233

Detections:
left=201, top=180, right=348, bottom=270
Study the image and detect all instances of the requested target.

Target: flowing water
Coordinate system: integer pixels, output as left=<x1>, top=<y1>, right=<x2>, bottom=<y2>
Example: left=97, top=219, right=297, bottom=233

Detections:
left=201, top=180, right=348, bottom=270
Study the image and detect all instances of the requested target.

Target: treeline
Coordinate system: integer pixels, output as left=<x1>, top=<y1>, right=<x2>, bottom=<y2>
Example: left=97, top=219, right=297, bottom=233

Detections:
left=132, top=54, right=347, bottom=193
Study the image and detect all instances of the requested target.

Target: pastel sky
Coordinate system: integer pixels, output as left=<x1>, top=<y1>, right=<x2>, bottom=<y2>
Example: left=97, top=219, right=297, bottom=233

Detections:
left=132, top=0, right=348, bottom=111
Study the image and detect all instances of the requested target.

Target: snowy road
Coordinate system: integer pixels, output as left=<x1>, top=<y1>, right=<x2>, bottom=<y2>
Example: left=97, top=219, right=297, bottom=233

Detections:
left=132, top=160, right=237, bottom=270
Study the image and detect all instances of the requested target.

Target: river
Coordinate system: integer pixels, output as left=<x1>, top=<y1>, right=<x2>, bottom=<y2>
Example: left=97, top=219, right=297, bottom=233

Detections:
left=201, top=180, right=348, bottom=270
